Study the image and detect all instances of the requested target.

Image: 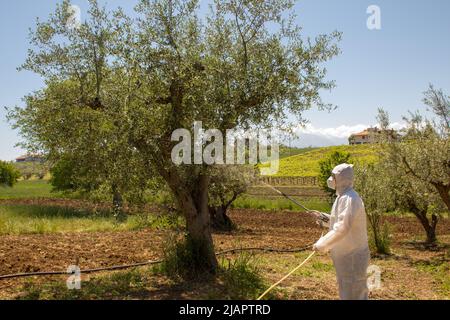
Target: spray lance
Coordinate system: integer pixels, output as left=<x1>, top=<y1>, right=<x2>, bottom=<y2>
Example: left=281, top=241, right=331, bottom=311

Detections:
left=262, top=182, right=330, bottom=225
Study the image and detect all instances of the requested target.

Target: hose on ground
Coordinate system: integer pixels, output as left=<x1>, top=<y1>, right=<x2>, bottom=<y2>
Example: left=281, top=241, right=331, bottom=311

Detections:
left=257, top=251, right=316, bottom=300
left=0, top=244, right=314, bottom=281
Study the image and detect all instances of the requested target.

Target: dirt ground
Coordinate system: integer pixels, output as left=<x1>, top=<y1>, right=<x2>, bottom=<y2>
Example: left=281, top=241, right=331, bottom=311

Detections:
left=0, top=208, right=449, bottom=300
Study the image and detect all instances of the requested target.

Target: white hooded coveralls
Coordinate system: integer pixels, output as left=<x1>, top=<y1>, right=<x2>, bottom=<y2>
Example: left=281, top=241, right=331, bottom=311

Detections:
left=314, top=164, right=370, bottom=300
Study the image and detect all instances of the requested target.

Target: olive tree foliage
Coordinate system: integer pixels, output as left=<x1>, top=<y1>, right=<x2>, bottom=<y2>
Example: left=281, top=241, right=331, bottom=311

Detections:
left=374, top=90, right=450, bottom=244
left=420, top=85, right=450, bottom=211
left=10, top=79, right=155, bottom=218
left=423, top=84, right=450, bottom=131
left=9, top=0, right=341, bottom=272
left=49, top=151, right=155, bottom=217
left=8, top=2, right=155, bottom=217
left=354, top=164, right=392, bottom=254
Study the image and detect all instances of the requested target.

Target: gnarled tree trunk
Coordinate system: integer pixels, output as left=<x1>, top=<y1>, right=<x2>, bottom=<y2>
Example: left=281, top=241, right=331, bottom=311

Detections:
left=209, top=205, right=235, bottom=232
left=408, top=201, right=438, bottom=244
left=166, top=170, right=218, bottom=274
left=209, top=190, right=240, bottom=232
left=432, top=182, right=450, bottom=214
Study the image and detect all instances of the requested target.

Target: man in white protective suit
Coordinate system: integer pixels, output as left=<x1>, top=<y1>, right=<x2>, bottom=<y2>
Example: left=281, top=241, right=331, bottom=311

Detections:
left=312, top=163, right=370, bottom=300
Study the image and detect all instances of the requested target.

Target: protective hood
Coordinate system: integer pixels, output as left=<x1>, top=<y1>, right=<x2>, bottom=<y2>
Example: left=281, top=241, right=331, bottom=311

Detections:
left=331, top=163, right=354, bottom=195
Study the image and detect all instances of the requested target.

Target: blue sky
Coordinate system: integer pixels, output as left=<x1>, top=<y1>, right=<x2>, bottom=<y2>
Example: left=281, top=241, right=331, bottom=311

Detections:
left=1, top=0, right=449, bottom=159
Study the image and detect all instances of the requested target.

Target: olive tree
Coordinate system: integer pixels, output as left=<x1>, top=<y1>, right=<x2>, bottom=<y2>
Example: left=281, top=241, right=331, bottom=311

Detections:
left=375, top=95, right=449, bottom=244
left=10, top=0, right=341, bottom=272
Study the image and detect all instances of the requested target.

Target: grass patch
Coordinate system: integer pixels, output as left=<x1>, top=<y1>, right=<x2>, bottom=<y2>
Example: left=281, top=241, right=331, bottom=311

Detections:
left=217, top=252, right=276, bottom=300
left=291, top=253, right=334, bottom=278
left=415, top=258, right=450, bottom=297
left=0, top=204, right=183, bottom=235
left=18, top=269, right=147, bottom=300
left=0, top=180, right=58, bottom=200
left=311, top=260, right=334, bottom=272
left=232, top=195, right=331, bottom=212
left=259, top=253, right=334, bottom=283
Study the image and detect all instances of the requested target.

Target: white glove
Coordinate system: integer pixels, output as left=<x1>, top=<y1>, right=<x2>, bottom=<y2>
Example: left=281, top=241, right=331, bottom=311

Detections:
left=310, top=210, right=330, bottom=225
left=312, top=240, right=327, bottom=253
left=316, top=220, right=328, bottom=228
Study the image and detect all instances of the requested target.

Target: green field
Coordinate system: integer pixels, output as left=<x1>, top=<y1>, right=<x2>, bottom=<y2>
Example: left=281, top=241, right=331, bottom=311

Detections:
left=0, top=180, right=57, bottom=200
left=0, top=179, right=183, bottom=235
left=0, top=204, right=182, bottom=235
left=272, top=144, right=379, bottom=177
left=278, top=145, right=319, bottom=159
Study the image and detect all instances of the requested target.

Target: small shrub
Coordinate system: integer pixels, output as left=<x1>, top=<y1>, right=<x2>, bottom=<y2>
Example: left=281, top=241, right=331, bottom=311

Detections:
left=49, top=158, right=78, bottom=191
left=0, top=161, right=21, bottom=187
left=158, top=233, right=214, bottom=279
left=369, top=221, right=391, bottom=255
left=218, top=252, right=271, bottom=299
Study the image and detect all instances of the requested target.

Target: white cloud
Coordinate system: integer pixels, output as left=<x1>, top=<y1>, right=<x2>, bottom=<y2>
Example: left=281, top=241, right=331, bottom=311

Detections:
left=284, top=122, right=406, bottom=148
left=293, top=122, right=406, bottom=139
left=295, top=123, right=368, bottom=139
left=389, top=122, right=407, bottom=131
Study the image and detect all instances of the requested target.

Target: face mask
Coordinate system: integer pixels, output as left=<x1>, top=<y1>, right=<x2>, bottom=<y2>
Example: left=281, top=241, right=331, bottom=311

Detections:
left=327, top=176, right=336, bottom=190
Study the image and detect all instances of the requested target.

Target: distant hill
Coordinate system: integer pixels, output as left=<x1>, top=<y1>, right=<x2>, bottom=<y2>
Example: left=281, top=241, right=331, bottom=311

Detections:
left=273, top=144, right=379, bottom=177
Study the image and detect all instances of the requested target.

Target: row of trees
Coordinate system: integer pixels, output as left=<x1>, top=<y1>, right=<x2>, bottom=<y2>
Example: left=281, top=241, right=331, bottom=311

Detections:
left=8, top=0, right=341, bottom=273
left=357, top=86, right=449, bottom=249
left=12, top=161, right=49, bottom=180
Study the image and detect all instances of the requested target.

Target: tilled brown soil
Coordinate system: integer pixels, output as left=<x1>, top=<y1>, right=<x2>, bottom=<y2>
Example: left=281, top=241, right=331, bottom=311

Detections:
left=0, top=209, right=323, bottom=276
left=0, top=208, right=449, bottom=299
